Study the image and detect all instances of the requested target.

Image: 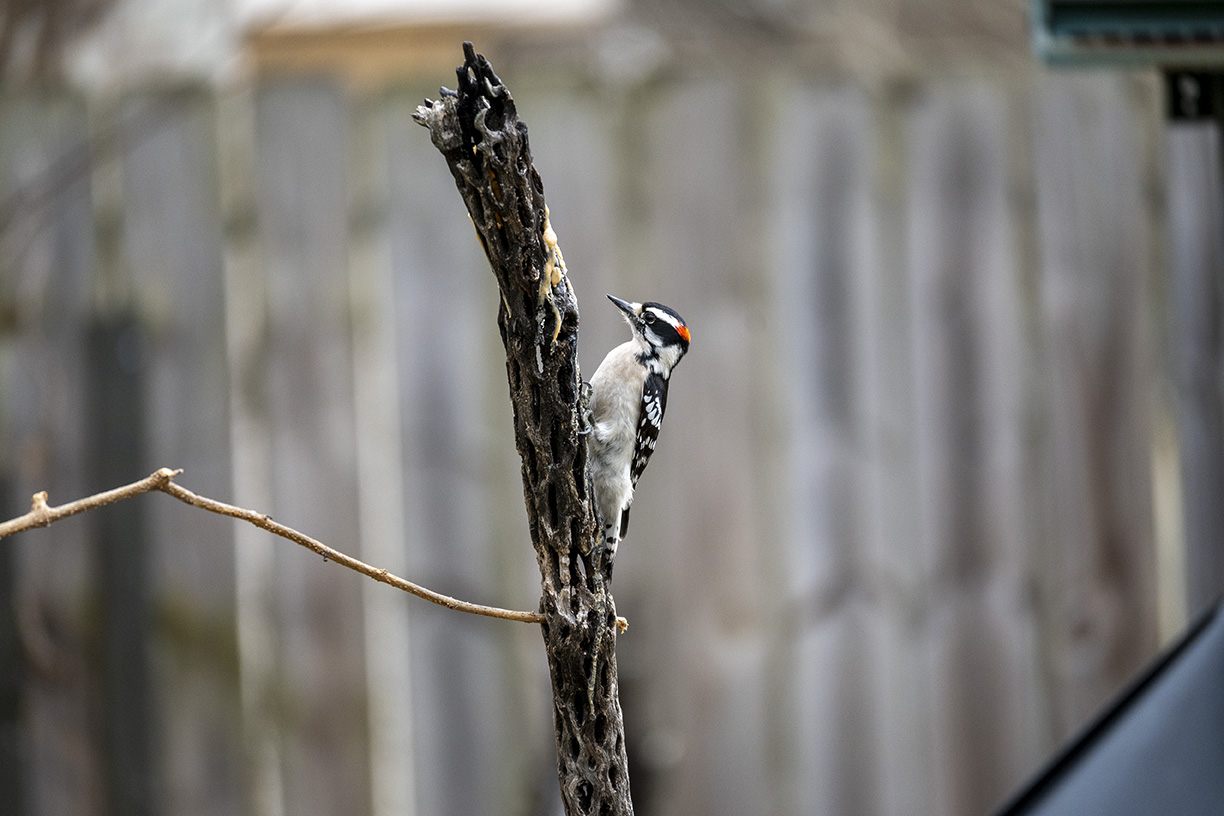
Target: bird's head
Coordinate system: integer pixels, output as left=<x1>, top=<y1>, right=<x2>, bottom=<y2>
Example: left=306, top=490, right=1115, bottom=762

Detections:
left=607, top=295, right=690, bottom=369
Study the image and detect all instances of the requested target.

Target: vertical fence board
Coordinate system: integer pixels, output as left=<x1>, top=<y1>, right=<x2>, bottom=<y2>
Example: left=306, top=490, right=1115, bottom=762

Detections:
left=858, top=84, right=941, bottom=816
left=87, top=313, right=155, bottom=816
left=0, top=90, right=104, bottom=816
left=118, top=89, right=242, bottom=816
left=906, top=83, right=1047, bottom=815
left=770, top=82, right=882, bottom=816
left=1032, top=72, right=1159, bottom=737
left=217, top=84, right=289, bottom=816
left=348, top=92, right=416, bottom=816
left=1165, top=122, right=1224, bottom=620
left=254, top=79, right=369, bottom=816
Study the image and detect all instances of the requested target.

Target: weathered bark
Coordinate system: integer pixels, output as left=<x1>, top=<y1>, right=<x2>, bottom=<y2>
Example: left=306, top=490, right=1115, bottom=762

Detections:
left=413, top=43, right=632, bottom=816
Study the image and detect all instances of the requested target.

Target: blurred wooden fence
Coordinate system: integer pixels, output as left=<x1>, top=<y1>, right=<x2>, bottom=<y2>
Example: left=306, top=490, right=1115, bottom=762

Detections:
left=0, top=66, right=1170, bottom=816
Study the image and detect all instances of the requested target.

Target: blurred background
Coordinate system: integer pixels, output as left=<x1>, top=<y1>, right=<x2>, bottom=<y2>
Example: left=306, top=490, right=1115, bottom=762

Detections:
left=0, top=0, right=1215, bottom=814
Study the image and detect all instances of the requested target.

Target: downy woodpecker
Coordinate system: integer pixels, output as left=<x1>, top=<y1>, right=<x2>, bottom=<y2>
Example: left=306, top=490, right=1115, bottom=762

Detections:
left=587, top=295, right=690, bottom=557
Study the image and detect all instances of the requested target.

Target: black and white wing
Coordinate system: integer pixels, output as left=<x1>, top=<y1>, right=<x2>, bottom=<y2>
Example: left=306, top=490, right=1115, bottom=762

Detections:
left=631, top=372, right=669, bottom=487
left=618, top=372, right=670, bottom=538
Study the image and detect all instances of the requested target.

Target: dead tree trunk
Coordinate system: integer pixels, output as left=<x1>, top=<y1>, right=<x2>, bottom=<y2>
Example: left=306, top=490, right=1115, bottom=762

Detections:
left=413, top=43, right=632, bottom=816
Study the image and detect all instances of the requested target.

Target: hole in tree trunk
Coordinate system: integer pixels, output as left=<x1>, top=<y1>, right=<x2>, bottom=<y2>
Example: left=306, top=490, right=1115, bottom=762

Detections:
left=558, top=359, right=574, bottom=403
left=593, top=711, right=607, bottom=746
left=547, top=481, right=559, bottom=530
left=573, top=444, right=587, bottom=501
left=576, top=781, right=593, bottom=814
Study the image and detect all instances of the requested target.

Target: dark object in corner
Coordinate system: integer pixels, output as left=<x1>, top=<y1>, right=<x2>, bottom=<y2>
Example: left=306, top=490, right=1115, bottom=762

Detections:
left=994, top=602, right=1224, bottom=815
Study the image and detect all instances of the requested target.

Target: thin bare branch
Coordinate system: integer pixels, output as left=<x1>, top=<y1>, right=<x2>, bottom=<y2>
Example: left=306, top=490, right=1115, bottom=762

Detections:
left=157, top=479, right=544, bottom=623
left=0, top=466, right=182, bottom=537
left=0, top=467, right=545, bottom=625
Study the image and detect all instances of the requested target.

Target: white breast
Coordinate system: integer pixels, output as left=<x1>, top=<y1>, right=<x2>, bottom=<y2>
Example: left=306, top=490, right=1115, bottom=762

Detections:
left=587, top=341, right=647, bottom=531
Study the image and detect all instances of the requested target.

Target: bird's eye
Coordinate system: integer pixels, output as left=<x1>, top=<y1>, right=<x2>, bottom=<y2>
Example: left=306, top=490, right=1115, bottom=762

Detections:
left=643, top=312, right=656, bottom=324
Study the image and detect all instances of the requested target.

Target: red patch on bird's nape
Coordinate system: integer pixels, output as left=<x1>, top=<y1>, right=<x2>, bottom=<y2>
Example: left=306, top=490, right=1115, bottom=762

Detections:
left=676, top=324, right=691, bottom=344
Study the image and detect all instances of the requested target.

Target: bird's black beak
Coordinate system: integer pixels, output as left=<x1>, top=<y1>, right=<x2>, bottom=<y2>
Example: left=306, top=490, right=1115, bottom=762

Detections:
left=606, top=294, right=637, bottom=317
